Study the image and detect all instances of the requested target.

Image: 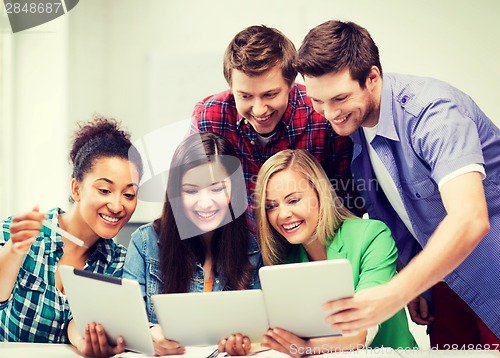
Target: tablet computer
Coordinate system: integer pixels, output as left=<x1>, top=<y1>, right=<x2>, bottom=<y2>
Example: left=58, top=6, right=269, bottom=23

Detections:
left=259, top=259, right=354, bottom=339
left=152, top=290, right=268, bottom=346
left=58, top=265, right=155, bottom=356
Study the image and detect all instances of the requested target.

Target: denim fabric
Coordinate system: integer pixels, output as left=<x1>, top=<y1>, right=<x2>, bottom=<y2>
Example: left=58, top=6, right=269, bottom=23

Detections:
left=123, top=223, right=262, bottom=324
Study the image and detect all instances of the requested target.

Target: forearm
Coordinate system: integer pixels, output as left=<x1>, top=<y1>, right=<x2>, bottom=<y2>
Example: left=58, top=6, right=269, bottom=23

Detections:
left=389, top=210, right=489, bottom=304
left=0, top=241, right=26, bottom=301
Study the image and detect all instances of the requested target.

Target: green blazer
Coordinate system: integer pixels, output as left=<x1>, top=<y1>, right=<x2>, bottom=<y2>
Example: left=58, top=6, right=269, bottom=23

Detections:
left=286, top=218, right=418, bottom=349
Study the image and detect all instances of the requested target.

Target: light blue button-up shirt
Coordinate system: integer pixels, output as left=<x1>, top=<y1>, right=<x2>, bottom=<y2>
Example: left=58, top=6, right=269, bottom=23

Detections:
left=350, top=73, right=500, bottom=337
left=123, top=223, right=262, bottom=324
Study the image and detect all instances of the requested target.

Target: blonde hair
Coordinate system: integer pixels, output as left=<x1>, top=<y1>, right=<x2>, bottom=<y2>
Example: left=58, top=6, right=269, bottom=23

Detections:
left=255, top=149, right=355, bottom=265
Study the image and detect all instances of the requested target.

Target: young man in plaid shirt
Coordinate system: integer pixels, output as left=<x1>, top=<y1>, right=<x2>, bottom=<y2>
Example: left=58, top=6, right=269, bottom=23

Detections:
left=191, top=25, right=363, bottom=248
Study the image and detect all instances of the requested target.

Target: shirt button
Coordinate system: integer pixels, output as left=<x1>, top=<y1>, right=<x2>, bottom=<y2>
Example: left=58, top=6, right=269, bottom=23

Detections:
left=250, top=140, right=255, bottom=145
left=401, top=95, right=409, bottom=104
left=416, top=193, right=421, bottom=198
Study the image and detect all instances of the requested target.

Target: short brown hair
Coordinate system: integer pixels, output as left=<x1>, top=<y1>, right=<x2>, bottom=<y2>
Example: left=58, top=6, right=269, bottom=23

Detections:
left=296, top=20, right=382, bottom=88
left=223, top=25, right=297, bottom=87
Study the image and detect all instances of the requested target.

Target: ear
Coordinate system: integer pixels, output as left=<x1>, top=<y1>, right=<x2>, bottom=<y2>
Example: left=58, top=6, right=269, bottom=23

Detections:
left=366, top=66, right=381, bottom=90
left=71, top=178, right=81, bottom=203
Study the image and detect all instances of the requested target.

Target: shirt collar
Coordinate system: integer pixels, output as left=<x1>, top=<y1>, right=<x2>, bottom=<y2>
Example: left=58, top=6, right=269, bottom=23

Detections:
left=88, top=238, right=116, bottom=266
left=377, top=75, right=400, bottom=142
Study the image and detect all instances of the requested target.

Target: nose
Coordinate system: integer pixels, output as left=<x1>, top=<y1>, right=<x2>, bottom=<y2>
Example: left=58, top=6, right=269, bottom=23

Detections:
left=107, top=194, right=124, bottom=214
left=323, top=104, right=341, bottom=122
left=252, top=98, right=268, bottom=117
left=196, top=189, right=214, bottom=209
left=277, top=205, right=292, bottom=220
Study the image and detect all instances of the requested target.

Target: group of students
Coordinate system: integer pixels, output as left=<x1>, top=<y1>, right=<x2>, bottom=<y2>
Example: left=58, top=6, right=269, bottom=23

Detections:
left=1, top=19, right=499, bottom=357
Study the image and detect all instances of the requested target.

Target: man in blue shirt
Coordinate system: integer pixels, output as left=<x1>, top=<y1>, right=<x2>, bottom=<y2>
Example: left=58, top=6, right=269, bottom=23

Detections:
left=296, top=20, right=500, bottom=347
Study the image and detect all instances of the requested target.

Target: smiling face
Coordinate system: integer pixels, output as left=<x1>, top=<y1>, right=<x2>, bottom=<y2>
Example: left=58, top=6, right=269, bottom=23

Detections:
left=231, top=65, right=293, bottom=135
left=304, top=67, right=381, bottom=136
left=72, top=156, right=140, bottom=240
left=265, top=168, right=319, bottom=246
left=181, top=162, right=232, bottom=235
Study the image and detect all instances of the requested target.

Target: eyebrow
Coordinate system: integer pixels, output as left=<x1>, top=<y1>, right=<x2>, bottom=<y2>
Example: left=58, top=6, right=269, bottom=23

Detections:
left=182, top=181, right=226, bottom=188
left=266, top=191, right=302, bottom=202
left=236, top=87, right=281, bottom=96
left=94, top=178, right=139, bottom=188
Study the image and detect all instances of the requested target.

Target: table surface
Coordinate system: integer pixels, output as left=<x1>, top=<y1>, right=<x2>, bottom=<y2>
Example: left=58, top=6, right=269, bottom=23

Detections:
left=1, top=343, right=499, bottom=357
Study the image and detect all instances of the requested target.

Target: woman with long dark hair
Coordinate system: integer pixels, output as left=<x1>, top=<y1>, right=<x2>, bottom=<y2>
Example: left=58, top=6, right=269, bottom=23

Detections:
left=123, top=132, right=261, bottom=356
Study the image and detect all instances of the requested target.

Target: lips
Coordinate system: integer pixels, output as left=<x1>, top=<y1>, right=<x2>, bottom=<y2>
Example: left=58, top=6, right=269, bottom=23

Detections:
left=194, top=210, right=218, bottom=220
left=331, top=113, right=350, bottom=125
left=281, top=220, right=303, bottom=233
left=99, top=213, right=121, bottom=224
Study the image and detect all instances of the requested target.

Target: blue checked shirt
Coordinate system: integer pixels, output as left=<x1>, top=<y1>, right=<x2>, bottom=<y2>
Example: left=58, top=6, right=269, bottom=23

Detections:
left=0, top=207, right=127, bottom=343
left=350, top=73, right=500, bottom=337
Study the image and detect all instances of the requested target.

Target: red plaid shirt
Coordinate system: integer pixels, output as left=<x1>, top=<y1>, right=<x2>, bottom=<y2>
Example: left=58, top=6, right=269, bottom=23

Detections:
left=191, top=84, right=363, bottom=243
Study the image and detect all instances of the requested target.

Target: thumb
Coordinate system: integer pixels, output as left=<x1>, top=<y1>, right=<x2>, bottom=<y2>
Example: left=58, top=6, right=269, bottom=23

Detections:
left=419, top=297, right=428, bottom=319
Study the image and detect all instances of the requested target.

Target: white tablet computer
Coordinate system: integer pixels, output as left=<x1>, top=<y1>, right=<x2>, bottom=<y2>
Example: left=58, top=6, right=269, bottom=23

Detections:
left=58, top=265, right=155, bottom=356
left=152, top=290, right=268, bottom=346
left=259, top=259, right=354, bottom=339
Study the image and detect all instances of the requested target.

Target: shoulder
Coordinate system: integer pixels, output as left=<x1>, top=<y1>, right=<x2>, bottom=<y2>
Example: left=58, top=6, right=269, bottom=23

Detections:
left=338, top=218, right=394, bottom=247
left=384, top=73, right=473, bottom=118
left=129, top=223, right=159, bottom=255
left=193, top=90, right=236, bottom=112
left=131, top=222, right=158, bottom=243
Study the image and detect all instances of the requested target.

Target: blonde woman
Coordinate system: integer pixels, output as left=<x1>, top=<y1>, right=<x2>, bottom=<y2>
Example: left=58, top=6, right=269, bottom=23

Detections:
left=255, top=149, right=417, bottom=356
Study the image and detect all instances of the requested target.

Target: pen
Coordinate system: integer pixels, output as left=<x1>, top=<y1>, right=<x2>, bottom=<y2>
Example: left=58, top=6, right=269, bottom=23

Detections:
left=206, top=347, right=220, bottom=358
left=42, top=220, right=88, bottom=248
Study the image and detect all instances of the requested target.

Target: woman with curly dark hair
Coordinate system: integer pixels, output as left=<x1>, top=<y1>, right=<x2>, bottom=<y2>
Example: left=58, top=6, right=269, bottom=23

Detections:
left=0, top=115, right=143, bottom=357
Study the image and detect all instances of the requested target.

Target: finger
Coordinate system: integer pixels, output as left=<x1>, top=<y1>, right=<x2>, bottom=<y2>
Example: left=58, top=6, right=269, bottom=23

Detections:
left=267, top=329, right=292, bottom=352
left=262, top=334, right=288, bottom=356
left=11, top=209, right=46, bottom=224
left=419, top=297, right=428, bottom=319
left=95, top=324, right=111, bottom=355
left=81, top=325, right=94, bottom=356
left=324, top=308, right=363, bottom=327
left=233, top=334, right=247, bottom=356
left=327, top=317, right=372, bottom=333
left=322, top=297, right=353, bottom=312
left=111, top=336, right=126, bottom=356
left=11, top=238, right=36, bottom=255
left=89, top=323, right=101, bottom=356
left=218, top=338, right=226, bottom=352
left=242, top=336, right=252, bottom=355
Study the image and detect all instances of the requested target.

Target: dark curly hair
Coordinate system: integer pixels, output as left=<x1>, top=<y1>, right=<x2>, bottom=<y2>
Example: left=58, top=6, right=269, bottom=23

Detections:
left=69, top=115, right=143, bottom=201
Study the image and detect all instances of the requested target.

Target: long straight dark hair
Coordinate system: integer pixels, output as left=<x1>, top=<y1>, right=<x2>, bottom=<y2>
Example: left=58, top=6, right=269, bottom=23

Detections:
left=154, top=132, right=253, bottom=293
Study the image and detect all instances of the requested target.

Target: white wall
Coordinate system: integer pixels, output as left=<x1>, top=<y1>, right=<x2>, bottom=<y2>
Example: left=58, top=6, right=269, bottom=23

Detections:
left=2, top=0, right=499, bottom=220
left=2, top=0, right=499, bottom=347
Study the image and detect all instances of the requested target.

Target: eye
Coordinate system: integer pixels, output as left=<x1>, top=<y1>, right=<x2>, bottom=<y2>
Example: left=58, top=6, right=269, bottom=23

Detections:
left=124, top=193, right=136, bottom=200
left=264, top=92, right=277, bottom=98
left=335, top=96, right=347, bottom=101
left=183, top=189, right=198, bottom=195
left=265, top=202, right=278, bottom=211
left=288, top=198, right=301, bottom=205
left=211, top=186, right=225, bottom=193
left=240, top=94, right=251, bottom=99
left=98, top=188, right=111, bottom=194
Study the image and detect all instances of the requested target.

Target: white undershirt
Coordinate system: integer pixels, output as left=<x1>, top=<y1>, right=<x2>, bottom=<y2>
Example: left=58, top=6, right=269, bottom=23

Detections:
left=362, top=125, right=485, bottom=239
left=363, top=126, right=417, bottom=238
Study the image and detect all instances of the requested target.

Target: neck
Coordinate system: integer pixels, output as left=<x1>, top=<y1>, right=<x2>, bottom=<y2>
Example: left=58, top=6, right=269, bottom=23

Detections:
left=303, top=239, right=327, bottom=261
left=60, top=208, right=98, bottom=252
